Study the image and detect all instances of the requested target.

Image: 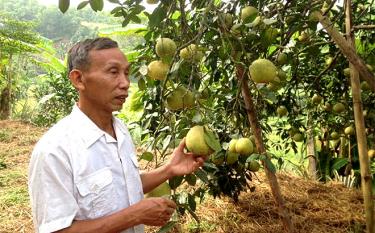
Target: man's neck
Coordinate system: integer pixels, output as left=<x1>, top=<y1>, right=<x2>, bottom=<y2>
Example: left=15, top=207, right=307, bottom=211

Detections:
left=77, top=102, right=116, bottom=139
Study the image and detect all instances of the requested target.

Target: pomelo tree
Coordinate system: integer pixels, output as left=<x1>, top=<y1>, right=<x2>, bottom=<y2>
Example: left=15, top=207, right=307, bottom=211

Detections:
left=58, top=0, right=375, bottom=232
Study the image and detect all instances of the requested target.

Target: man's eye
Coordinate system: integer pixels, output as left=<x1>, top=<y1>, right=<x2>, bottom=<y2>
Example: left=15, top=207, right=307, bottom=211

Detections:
left=110, top=70, right=118, bottom=74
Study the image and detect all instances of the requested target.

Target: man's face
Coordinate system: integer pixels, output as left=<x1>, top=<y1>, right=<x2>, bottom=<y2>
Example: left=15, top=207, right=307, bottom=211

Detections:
left=80, top=48, right=131, bottom=112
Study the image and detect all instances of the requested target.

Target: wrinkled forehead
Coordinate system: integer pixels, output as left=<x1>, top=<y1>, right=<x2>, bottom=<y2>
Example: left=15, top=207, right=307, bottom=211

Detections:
left=88, top=48, right=129, bottom=68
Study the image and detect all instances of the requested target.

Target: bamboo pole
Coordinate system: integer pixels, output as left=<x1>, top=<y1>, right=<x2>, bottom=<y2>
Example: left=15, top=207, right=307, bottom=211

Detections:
left=236, top=64, right=295, bottom=233
left=315, top=11, right=375, bottom=92
left=307, top=114, right=317, bottom=180
left=344, top=1, right=374, bottom=232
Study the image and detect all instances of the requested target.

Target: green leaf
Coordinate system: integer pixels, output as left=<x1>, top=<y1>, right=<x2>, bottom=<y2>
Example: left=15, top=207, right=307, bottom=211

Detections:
left=162, top=135, right=172, bottom=151
left=132, top=5, right=145, bottom=15
left=157, top=221, right=176, bottom=233
left=77, top=1, right=89, bottom=10
left=138, top=78, right=146, bottom=90
left=130, top=15, right=142, bottom=24
left=122, top=17, right=131, bottom=27
left=188, top=194, right=196, bottom=211
left=264, top=158, right=276, bottom=174
left=203, top=127, right=221, bottom=152
left=90, top=0, right=104, bottom=11
left=140, top=152, right=153, bottom=161
left=246, top=153, right=261, bottom=163
left=110, top=6, right=123, bottom=14
left=149, top=6, right=167, bottom=28
left=185, top=174, right=197, bottom=186
left=107, top=0, right=120, bottom=3
left=169, top=176, right=183, bottom=189
left=194, top=168, right=209, bottom=184
left=58, top=0, right=70, bottom=13
left=331, top=158, right=348, bottom=171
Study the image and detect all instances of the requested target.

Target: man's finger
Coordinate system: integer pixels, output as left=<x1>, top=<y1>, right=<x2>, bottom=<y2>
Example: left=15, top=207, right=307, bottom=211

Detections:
left=177, top=137, right=186, bottom=151
left=164, top=199, right=177, bottom=208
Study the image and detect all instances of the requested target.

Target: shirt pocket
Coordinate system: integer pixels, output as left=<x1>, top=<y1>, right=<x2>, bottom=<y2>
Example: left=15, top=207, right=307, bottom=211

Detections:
left=76, top=167, right=117, bottom=218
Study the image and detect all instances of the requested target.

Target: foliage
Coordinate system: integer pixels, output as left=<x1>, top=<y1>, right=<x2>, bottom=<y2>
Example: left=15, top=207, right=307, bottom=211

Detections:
left=32, top=71, right=77, bottom=126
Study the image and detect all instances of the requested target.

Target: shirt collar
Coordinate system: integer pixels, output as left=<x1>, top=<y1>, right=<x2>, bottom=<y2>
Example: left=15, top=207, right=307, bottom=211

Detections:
left=70, top=104, right=106, bottom=148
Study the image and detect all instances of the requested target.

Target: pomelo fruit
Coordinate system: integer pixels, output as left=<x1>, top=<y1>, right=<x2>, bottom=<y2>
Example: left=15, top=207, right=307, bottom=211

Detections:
left=155, top=38, right=177, bottom=59
left=240, top=6, right=258, bottom=22
left=145, top=181, right=171, bottom=198
left=147, top=60, right=169, bottom=80
left=277, top=106, right=288, bottom=117
left=186, top=125, right=214, bottom=157
left=235, top=138, right=254, bottom=156
left=249, top=59, right=277, bottom=83
left=333, top=103, right=345, bottom=113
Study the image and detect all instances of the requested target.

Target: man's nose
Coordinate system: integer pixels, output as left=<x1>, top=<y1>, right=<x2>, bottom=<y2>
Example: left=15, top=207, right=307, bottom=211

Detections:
left=119, top=73, right=130, bottom=89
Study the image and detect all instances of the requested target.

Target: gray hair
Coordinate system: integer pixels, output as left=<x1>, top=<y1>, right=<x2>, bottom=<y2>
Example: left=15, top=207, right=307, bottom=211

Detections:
left=67, top=37, right=119, bottom=74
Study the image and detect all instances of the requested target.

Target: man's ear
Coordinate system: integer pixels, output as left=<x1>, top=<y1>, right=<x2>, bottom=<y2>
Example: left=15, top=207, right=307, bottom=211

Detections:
left=69, top=69, right=85, bottom=91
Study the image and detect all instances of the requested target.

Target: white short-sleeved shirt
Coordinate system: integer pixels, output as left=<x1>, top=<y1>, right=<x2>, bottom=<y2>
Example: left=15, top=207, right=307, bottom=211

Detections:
left=28, top=105, right=144, bottom=233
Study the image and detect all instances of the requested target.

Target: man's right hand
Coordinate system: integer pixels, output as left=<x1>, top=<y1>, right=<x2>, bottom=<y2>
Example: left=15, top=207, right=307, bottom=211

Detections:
left=135, top=197, right=177, bottom=226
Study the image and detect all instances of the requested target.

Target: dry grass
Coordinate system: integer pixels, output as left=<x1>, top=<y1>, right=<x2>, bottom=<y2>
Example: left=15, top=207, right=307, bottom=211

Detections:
left=0, top=120, right=367, bottom=233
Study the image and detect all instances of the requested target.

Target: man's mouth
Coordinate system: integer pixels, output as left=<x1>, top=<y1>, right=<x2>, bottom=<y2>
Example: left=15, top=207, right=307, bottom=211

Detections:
left=115, top=95, right=128, bottom=102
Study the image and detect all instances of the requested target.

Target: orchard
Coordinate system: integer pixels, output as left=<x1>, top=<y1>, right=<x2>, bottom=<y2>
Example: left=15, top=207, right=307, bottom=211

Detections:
left=55, top=0, right=375, bottom=232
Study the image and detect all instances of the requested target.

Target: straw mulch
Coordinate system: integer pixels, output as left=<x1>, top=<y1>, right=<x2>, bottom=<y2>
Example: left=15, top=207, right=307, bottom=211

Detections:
left=164, top=172, right=366, bottom=233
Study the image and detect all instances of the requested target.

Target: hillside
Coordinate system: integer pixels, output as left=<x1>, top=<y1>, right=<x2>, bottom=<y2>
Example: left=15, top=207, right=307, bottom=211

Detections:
left=0, top=120, right=366, bottom=233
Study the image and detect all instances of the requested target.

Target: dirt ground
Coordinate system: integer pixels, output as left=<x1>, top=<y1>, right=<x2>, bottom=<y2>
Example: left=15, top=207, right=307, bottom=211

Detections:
left=0, top=120, right=367, bottom=233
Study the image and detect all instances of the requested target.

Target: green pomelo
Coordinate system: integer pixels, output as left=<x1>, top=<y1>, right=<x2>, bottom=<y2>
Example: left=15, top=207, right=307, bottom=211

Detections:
left=293, top=133, right=304, bottom=142
left=323, top=102, right=332, bottom=111
left=343, top=68, right=351, bottom=77
left=249, top=59, right=277, bottom=83
left=155, top=38, right=177, bottom=59
left=344, top=126, right=355, bottom=135
left=248, top=160, right=260, bottom=172
left=235, top=138, right=254, bottom=156
left=333, top=103, right=345, bottom=113
left=179, top=44, right=203, bottom=62
left=147, top=61, right=169, bottom=80
left=186, top=125, right=213, bottom=157
left=277, top=53, right=288, bottom=65
left=226, top=151, right=239, bottom=165
left=145, top=181, right=171, bottom=198
left=241, top=6, right=258, bottom=22
left=277, top=106, right=288, bottom=117
left=330, top=132, right=340, bottom=140
left=211, top=153, right=224, bottom=166
left=264, top=27, right=279, bottom=43
left=312, top=94, right=323, bottom=105
left=220, top=13, right=233, bottom=28
left=166, top=86, right=195, bottom=110
left=298, top=31, right=309, bottom=42
left=228, top=139, right=238, bottom=153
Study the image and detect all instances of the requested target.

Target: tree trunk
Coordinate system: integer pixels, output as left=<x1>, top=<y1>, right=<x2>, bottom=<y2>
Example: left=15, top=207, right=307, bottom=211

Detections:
left=316, top=11, right=375, bottom=92
left=235, top=64, right=295, bottom=233
left=344, top=1, right=374, bottom=232
left=307, top=114, right=317, bottom=180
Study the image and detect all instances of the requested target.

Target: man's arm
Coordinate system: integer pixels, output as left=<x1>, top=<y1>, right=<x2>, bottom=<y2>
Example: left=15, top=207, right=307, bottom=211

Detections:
left=141, top=138, right=205, bottom=194
left=55, top=197, right=176, bottom=233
